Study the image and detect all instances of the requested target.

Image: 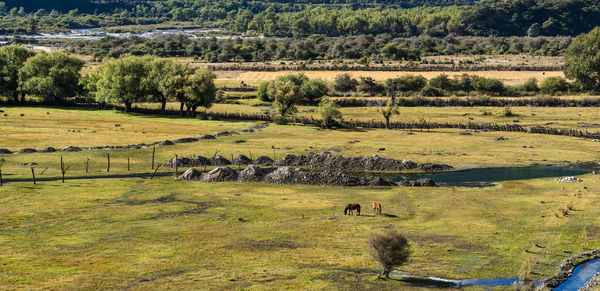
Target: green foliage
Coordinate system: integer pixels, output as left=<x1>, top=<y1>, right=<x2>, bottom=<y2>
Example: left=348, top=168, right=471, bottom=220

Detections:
left=318, top=97, right=342, bottom=128
left=269, top=80, right=301, bottom=118
left=540, top=76, right=569, bottom=95
left=18, top=51, right=84, bottom=103
left=0, top=45, right=35, bottom=102
left=429, top=74, right=454, bottom=91
left=386, top=75, right=427, bottom=93
left=357, top=77, right=384, bottom=96
left=301, top=79, right=328, bottom=103
left=564, top=27, right=600, bottom=91
left=472, top=76, right=505, bottom=95
left=334, top=73, right=358, bottom=92
left=91, top=55, right=154, bottom=111
left=257, top=82, right=271, bottom=102
left=182, top=68, right=217, bottom=110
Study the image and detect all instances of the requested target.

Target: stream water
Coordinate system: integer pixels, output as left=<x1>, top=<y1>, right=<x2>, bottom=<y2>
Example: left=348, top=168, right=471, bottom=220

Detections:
left=371, top=166, right=591, bottom=187
left=555, top=258, right=600, bottom=291
left=393, top=258, right=600, bottom=289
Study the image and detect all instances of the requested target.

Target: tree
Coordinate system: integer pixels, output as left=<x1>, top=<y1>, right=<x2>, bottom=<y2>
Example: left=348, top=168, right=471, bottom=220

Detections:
left=182, top=68, right=216, bottom=117
left=19, top=51, right=84, bottom=103
left=334, top=73, right=358, bottom=92
left=318, top=98, right=342, bottom=128
left=0, top=45, right=35, bottom=103
left=540, top=76, right=569, bottom=94
left=301, top=79, right=328, bottom=103
left=472, top=76, right=505, bottom=95
left=147, top=58, right=192, bottom=112
left=269, top=80, right=301, bottom=120
left=386, top=75, right=427, bottom=93
left=257, top=81, right=271, bottom=102
left=93, top=56, right=152, bottom=112
left=377, top=99, right=399, bottom=129
left=368, top=231, right=411, bottom=278
left=358, top=76, right=384, bottom=96
left=564, top=27, right=600, bottom=92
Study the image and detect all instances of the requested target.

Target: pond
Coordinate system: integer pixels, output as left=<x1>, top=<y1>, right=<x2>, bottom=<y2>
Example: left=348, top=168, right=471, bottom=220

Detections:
left=373, top=167, right=591, bottom=187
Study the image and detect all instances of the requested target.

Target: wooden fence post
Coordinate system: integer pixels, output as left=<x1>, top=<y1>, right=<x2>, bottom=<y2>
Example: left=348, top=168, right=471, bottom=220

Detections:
left=152, top=145, right=156, bottom=170
left=127, top=158, right=130, bottom=171
left=107, top=153, right=110, bottom=172
left=31, top=167, right=36, bottom=185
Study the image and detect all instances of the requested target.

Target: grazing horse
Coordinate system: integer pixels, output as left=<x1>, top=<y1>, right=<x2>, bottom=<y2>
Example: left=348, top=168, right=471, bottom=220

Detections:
left=344, top=204, right=361, bottom=216
left=372, top=201, right=382, bottom=215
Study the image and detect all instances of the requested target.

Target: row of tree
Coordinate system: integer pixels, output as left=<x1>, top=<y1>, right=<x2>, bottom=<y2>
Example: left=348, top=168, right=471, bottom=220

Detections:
left=68, top=34, right=573, bottom=62
left=83, top=56, right=217, bottom=116
left=1, top=0, right=600, bottom=37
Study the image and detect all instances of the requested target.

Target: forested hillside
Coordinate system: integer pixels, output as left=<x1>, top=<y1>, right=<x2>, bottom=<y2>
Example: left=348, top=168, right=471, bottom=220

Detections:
left=0, top=0, right=598, bottom=37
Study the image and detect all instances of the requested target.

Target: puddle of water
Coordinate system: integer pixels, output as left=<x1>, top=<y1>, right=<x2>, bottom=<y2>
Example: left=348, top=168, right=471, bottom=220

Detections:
left=391, top=272, right=523, bottom=288
left=370, top=167, right=590, bottom=186
left=555, top=258, right=600, bottom=291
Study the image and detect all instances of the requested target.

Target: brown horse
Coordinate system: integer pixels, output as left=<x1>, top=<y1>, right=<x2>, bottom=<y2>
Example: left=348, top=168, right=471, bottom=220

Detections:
left=344, top=204, right=361, bottom=216
left=372, top=201, right=382, bottom=215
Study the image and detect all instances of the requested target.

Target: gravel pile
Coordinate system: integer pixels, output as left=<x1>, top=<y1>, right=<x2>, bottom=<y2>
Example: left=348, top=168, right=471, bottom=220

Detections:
left=210, top=155, right=232, bottom=166
left=173, top=137, right=199, bottom=144
left=177, top=168, right=202, bottom=180
left=0, top=148, right=13, bottom=154
left=233, top=154, right=253, bottom=165
left=157, top=140, right=175, bottom=146
left=238, top=165, right=265, bottom=182
left=201, top=166, right=238, bottom=182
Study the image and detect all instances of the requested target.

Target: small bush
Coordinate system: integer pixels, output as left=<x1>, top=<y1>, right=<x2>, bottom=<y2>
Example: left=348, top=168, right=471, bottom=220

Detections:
left=540, top=77, right=569, bottom=95
left=368, top=231, right=411, bottom=278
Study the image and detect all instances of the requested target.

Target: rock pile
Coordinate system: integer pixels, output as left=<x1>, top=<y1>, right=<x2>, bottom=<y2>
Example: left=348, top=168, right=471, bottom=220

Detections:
left=275, top=152, right=452, bottom=172
left=397, top=178, right=437, bottom=187
left=253, top=156, right=274, bottom=165
left=210, top=155, right=232, bottom=166
left=177, top=168, right=202, bottom=180
left=232, top=154, right=252, bottom=165
left=201, top=166, right=238, bottom=182
left=17, top=148, right=37, bottom=154
left=556, top=176, right=582, bottom=183
left=158, top=140, right=175, bottom=146
left=62, top=146, right=81, bottom=152
left=0, top=148, right=13, bottom=154
left=238, top=165, right=265, bottom=182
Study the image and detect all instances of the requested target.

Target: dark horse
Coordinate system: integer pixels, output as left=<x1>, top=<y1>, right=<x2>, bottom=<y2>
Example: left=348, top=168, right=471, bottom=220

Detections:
left=344, top=204, right=361, bottom=216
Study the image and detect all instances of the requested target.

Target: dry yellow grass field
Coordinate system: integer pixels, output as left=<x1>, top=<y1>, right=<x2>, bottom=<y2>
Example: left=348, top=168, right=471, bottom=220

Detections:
left=222, top=70, right=565, bottom=86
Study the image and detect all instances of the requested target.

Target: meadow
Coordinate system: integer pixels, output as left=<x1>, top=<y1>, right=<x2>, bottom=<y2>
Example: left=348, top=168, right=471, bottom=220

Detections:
left=1, top=106, right=600, bottom=289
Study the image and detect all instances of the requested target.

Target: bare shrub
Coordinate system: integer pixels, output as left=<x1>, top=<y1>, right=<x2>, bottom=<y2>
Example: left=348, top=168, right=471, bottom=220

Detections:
left=368, top=231, right=411, bottom=278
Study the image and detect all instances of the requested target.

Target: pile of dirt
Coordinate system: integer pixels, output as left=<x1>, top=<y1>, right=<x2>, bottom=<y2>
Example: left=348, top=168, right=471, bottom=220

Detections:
left=201, top=166, right=238, bottom=182
left=178, top=168, right=202, bottom=181
left=17, top=148, right=37, bottom=154
left=62, top=146, right=81, bottom=152
left=238, top=165, right=265, bottom=182
left=164, top=157, right=195, bottom=168
left=199, top=134, right=216, bottom=140
left=158, top=140, right=175, bottom=146
left=263, top=166, right=396, bottom=187
left=397, top=178, right=437, bottom=187
left=210, top=155, right=231, bottom=166
left=216, top=131, right=237, bottom=137
left=173, top=137, right=198, bottom=144
left=0, top=148, right=12, bottom=154
left=241, top=123, right=268, bottom=133
left=253, top=156, right=274, bottom=165
left=40, top=147, right=57, bottom=153
left=275, top=152, right=452, bottom=172
left=233, top=154, right=253, bottom=165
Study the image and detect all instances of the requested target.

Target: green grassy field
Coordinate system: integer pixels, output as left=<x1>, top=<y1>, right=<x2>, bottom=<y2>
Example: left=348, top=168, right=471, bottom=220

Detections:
left=1, top=107, right=599, bottom=289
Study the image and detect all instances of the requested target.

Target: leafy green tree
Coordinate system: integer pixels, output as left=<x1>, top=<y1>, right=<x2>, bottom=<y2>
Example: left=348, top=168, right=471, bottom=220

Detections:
left=277, top=73, right=309, bottom=87
left=377, top=99, right=400, bottom=129
left=19, top=52, right=84, bottom=103
left=93, top=56, right=152, bottom=112
left=301, top=79, right=328, bottom=103
left=182, top=68, right=216, bottom=117
left=386, top=75, right=427, bottom=93
left=147, top=58, right=192, bottom=112
left=429, top=74, right=454, bottom=91
left=269, top=80, right=301, bottom=119
left=334, top=73, right=358, bottom=92
left=358, top=76, right=384, bottom=96
left=564, top=27, right=600, bottom=92
left=318, top=98, right=342, bottom=128
left=0, top=45, right=35, bottom=103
